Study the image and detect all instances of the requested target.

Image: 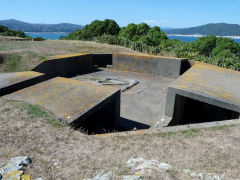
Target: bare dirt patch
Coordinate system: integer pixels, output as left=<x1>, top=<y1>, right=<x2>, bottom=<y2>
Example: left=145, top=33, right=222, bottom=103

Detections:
left=1, top=98, right=240, bottom=179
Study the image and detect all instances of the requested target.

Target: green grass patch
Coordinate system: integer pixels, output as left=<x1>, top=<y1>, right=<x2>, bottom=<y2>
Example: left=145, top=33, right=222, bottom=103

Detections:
left=90, top=78, right=100, bottom=81
left=7, top=99, right=63, bottom=127
left=23, top=51, right=39, bottom=57
left=4, top=53, right=22, bottom=72
left=180, top=128, right=201, bottom=138
left=24, top=103, right=63, bottom=127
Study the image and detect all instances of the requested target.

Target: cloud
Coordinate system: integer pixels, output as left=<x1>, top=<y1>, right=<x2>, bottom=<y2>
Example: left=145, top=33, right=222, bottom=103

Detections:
left=144, top=19, right=168, bottom=25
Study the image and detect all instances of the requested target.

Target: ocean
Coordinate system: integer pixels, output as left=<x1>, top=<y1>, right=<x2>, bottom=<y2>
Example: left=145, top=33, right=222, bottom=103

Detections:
left=25, top=32, right=68, bottom=40
left=25, top=32, right=240, bottom=44
left=168, top=35, right=240, bottom=44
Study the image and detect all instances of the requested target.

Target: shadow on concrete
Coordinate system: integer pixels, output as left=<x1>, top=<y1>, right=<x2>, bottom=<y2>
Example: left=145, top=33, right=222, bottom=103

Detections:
left=72, top=117, right=150, bottom=135
left=117, top=117, right=150, bottom=131
left=63, top=68, right=103, bottom=78
left=0, top=74, right=54, bottom=97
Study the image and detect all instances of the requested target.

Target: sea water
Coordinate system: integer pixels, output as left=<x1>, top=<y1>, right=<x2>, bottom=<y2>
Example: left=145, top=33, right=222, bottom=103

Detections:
left=25, top=32, right=240, bottom=44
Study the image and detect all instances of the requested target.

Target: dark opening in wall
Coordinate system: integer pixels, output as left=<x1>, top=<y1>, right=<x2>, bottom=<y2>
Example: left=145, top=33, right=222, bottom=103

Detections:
left=168, top=95, right=240, bottom=126
left=92, top=54, right=112, bottom=67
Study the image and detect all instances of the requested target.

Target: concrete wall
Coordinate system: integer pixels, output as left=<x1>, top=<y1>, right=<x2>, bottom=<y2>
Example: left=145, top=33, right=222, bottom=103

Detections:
left=111, top=53, right=190, bottom=78
left=32, top=53, right=95, bottom=77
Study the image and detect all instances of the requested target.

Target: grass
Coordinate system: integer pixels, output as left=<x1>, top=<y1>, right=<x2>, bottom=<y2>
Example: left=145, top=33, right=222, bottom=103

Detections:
left=90, top=78, right=100, bottom=81
left=0, top=40, right=140, bottom=73
left=24, top=103, right=63, bottom=127
left=4, top=53, right=22, bottom=72
left=1, top=97, right=240, bottom=179
left=6, top=99, right=63, bottom=127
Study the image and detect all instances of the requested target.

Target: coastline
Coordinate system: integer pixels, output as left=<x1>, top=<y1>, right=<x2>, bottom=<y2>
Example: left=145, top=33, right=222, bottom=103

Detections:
left=167, top=34, right=240, bottom=39
left=24, top=32, right=68, bottom=34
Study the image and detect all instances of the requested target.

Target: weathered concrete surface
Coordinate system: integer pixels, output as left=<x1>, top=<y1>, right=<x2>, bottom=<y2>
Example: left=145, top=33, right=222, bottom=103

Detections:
left=0, top=71, right=47, bottom=96
left=111, top=53, right=190, bottom=78
left=73, top=68, right=175, bottom=128
left=4, top=77, right=120, bottom=126
left=166, top=62, right=240, bottom=125
left=32, top=53, right=95, bottom=77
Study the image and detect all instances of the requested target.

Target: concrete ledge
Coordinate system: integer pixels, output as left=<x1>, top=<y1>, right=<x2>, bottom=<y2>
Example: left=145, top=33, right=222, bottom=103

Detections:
left=0, top=71, right=48, bottom=96
left=165, top=62, right=240, bottom=125
left=111, top=53, right=190, bottom=78
left=32, top=53, right=94, bottom=77
left=4, top=77, right=120, bottom=127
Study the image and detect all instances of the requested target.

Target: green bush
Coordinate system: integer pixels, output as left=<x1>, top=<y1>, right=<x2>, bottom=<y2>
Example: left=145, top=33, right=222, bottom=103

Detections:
left=33, top=37, right=45, bottom=41
left=0, top=25, right=26, bottom=38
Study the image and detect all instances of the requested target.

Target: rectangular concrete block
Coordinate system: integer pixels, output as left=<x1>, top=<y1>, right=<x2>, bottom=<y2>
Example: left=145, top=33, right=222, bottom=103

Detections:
left=165, top=62, right=240, bottom=125
left=32, top=53, right=94, bottom=77
left=4, top=77, right=121, bottom=127
left=112, top=53, right=190, bottom=78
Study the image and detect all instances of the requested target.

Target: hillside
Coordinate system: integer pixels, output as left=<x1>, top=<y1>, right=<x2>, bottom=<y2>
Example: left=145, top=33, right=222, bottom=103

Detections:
left=163, top=23, right=240, bottom=36
left=0, top=19, right=83, bottom=32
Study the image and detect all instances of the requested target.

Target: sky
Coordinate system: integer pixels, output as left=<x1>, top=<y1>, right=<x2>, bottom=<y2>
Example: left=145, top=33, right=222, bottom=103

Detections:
left=1, top=0, right=240, bottom=28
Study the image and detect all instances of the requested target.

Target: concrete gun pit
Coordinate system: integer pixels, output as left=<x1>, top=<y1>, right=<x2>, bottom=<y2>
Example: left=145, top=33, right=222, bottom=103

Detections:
left=0, top=53, right=239, bottom=134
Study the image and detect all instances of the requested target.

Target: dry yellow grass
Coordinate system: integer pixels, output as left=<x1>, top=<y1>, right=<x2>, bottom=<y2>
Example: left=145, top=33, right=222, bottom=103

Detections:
left=0, top=98, right=240, bottom=179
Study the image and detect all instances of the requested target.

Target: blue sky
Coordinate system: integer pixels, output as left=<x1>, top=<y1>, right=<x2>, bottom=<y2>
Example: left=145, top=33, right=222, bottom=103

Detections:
left=1, top=0, right=240, bottom=28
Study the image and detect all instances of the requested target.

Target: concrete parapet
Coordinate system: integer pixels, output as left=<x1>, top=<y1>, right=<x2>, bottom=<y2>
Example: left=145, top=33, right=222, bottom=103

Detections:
left=111, top=53, right=190, bottom=78
left=32, top=53, right=94, bottom=77
left=165, top=62, right=240, bottom=125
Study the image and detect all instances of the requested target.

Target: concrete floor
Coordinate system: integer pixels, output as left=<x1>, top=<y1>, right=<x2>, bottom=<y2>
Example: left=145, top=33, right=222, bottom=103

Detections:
left=73, top=68, right=175, bottom=129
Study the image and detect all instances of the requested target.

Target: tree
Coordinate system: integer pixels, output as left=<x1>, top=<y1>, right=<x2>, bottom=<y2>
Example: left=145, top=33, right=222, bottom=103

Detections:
left=194, top=35, right=217, bottom=56
left=140, top=26, right=168, bottom=46
left=106, top=20, right=120, bottom=35
left=64, top=19, right=120, bottom=40
left=212, top=37, right=240, bottom=56
left=119, top=23, right=137, bottom=40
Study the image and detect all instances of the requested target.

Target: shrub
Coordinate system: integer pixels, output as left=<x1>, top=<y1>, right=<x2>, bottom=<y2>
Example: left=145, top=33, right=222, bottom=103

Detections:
left=33, top=37, right=45, bottom=41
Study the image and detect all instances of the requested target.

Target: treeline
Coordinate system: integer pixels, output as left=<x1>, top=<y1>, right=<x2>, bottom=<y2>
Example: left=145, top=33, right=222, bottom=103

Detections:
left=0, top=25, right=26, bottom=38
left=62, top=19, right=240, bottom=71
left=0, top=25, right=45, bottom=41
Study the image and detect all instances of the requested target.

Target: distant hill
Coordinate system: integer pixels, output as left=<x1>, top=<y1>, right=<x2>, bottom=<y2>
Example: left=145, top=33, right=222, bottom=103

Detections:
left=0, top=19, right=83, bottom=32
left=163, top=23, right=240, bottom=36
